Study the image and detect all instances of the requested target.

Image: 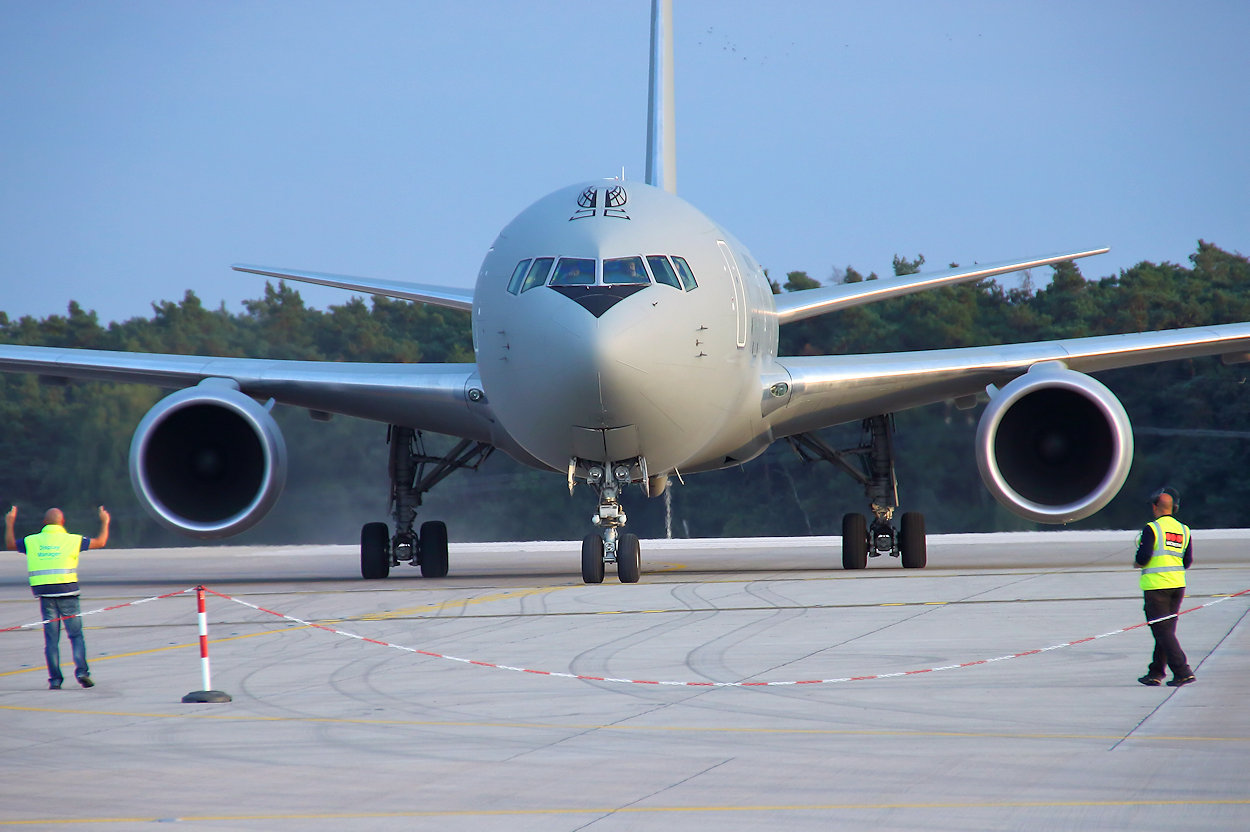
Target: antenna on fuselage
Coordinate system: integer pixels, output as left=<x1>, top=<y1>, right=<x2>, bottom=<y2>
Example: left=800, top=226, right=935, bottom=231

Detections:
left=645, top=0, right=676, bottom=194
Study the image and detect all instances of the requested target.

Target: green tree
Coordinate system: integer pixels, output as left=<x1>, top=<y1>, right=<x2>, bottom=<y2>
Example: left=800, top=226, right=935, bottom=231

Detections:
left=783, top=270, right=821, bottom=292
left=892, top=253, right=925, bottom=276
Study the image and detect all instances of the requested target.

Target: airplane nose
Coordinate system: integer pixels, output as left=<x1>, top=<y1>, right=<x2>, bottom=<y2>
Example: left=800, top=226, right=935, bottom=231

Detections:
left=549, top=284, right=649, bottom=318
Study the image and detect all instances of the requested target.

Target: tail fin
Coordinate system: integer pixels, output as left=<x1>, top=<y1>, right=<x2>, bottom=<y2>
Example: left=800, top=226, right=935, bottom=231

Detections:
left=645, top=0, right=676, bottom=194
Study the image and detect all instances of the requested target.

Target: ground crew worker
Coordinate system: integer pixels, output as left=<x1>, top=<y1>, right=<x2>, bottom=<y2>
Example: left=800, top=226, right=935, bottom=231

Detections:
left=1134, top=488, right=1195, bottom=687
left=4, top=505, right=110, bottom=690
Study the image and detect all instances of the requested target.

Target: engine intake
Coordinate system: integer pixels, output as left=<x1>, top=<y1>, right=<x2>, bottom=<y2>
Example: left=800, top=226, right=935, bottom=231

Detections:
left=975, top=364, right=1132, bottom=524
left=129, top=381, right=287, bottom=538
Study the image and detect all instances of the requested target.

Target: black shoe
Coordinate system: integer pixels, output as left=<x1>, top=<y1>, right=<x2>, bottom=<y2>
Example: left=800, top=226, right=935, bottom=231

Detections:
left=49, top=682, right=62, bottom=690
left=77, top=676, right=94, bottom=688
left=1166, top=675, right=1196, bottom=687
left=1137, top=675, right=1163, bottom=687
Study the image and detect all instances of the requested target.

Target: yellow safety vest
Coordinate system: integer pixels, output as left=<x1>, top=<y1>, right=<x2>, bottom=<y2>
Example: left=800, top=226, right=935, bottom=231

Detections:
left=1139, top=515, right=1189, bottom=591
left=25, top=524, right=83, bottom=596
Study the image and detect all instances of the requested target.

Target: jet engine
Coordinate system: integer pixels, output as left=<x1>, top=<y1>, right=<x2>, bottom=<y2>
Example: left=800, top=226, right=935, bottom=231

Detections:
left=129, top=380, right=287, bottom=538
left=975, top=364, right=1132, bottom=524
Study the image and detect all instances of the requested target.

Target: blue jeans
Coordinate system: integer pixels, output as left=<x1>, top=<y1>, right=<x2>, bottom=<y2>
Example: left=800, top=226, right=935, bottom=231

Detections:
left=39, top=595, right=89, bottom=686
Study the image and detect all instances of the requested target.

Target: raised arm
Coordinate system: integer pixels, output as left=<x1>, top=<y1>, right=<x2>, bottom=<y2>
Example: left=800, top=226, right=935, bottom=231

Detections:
left=88, top=506, right=110, bottom=550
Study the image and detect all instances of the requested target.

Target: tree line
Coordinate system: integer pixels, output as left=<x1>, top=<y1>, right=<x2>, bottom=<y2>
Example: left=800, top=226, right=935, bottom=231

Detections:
left=1, top=241, right=1247, bottom=546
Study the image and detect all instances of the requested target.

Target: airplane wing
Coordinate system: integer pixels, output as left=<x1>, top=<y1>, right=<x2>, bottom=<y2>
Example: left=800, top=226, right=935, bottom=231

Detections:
left=768, top=322, right=1250, bottom=438
left=0, top=344, right=495, bottom=441
left=773, top=248, right=1109, bottom=325
left=232, top=265, right=474, bottom=312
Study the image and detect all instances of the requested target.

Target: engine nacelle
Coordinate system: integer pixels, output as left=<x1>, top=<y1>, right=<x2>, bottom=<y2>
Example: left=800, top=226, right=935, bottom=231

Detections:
left=129, top=380, right=288, bottom=538
left=975, top=364, right=1133, bottom=524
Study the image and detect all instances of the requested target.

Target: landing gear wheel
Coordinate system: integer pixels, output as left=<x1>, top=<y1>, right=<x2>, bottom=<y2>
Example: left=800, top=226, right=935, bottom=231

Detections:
left=419, top=520, right=449, bottom=578
left=900, top=512, right=926, bottom=569
left=841, top=513, right=868, bottom=570
left=361, top=522, right=390, bottom=579
left=617, top=533, right=641, bottom=583
left=581, top=534, right=605, bottom=584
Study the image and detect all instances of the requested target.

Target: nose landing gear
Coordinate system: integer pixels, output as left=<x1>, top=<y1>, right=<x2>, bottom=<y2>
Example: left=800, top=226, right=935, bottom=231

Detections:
left=576, top=458, right=644, bottom=584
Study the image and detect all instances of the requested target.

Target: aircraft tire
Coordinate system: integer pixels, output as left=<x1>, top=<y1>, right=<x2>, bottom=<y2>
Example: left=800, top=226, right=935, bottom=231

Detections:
left=361, top=522, right=391, bottom=579
left=419, top=520, right=450, bottom=578
left=900, top=512, right=927, bottom=569
left=618, top=533, right=641, bottom=583
left=581, top=534, right=605, bottom=584
left=841, top=513, right=868, bottom=570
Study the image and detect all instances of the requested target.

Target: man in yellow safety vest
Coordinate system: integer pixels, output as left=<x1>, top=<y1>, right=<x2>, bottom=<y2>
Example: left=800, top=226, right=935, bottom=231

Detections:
left=5, top=505, right=110, bottom=690
left=1134, top=488, right=1195, bottom=687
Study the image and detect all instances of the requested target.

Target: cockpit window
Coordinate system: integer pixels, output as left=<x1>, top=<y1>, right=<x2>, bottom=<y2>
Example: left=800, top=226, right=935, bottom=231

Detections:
left=603, top=256, right=649, bottom=285
left=672, top=256, right=698, bottom=290
left=506, top=259, right=532, bottom=295
left=520, top=257, right=554, bottom=292
left=528, top=255, right=695, bottom=293
left=549, top=257, right=596, bottom=286
left=646, top=256, right=682, bottom=289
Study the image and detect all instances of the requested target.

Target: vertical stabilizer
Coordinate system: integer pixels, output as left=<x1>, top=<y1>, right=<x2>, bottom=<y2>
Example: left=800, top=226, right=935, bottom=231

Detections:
left=645, top=0, right=676, bottom=194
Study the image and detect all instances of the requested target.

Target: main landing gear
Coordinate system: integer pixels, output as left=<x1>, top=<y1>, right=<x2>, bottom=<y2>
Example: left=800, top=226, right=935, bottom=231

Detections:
left=574, top=458, right=645, bottom=584
left=360, top=426, right=493, bottom=580
left=787, top=414, right=927, bottom=571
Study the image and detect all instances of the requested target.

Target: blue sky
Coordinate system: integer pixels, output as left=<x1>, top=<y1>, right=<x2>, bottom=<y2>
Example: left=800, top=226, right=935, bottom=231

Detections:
left=2, top=1, right=1247, bottom=325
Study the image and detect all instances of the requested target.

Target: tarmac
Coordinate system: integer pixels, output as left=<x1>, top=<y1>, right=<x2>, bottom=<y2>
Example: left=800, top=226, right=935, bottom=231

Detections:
left=1, top=530, right=1248, bottom=830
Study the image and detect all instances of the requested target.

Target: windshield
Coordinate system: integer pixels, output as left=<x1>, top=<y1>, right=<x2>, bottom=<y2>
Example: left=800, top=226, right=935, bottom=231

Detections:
left=549, top=257, right=596, bottom=286
left=603, top=256, right=649, bottom=285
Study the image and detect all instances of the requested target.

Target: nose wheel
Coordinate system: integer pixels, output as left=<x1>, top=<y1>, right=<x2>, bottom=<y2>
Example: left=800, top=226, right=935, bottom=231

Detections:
left=617, top=533, right=641, bottom=583
left=581, top=530, right=642, bottom=584
left=581, top=534, right=605, bottom=583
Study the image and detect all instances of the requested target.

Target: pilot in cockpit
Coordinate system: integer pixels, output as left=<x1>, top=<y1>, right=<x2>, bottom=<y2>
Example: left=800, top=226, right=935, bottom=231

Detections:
left=604, top=257, right=648, bottom=285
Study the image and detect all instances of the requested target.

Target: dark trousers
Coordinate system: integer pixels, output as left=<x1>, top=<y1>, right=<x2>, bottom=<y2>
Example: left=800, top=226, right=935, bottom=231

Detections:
left=1143, top=587, right=1191, bottom=680
left=39, top=595, right=89, bottom=686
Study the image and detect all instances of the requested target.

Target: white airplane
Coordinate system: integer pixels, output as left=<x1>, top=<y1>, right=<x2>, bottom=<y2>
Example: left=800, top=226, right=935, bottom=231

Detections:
left=3, top=1, right=1250, bottom=583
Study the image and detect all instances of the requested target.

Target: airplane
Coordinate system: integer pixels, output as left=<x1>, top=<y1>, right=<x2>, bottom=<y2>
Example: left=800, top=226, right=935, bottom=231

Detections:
left=3, top=0, right=1250, bottom=584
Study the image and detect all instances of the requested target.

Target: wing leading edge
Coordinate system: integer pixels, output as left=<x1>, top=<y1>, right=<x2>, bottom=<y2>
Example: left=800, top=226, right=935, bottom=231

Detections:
left=232, top=265, right=474, bottom=312
left=773, top=248, right=1109, bottom=325
left=767, top=322, right=1250, bottom=438
left=0, top=344, right=496, bottom=442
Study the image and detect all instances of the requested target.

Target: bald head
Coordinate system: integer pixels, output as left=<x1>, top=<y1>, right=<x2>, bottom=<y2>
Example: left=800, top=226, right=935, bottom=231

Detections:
left=1152, top=492, right=1174, bottom=516
left=43, top=508, right=64, bottom=526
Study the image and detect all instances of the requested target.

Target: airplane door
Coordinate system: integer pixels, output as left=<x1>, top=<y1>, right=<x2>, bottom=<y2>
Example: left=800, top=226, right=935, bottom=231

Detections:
left=717, top=241, right=747, bottom=349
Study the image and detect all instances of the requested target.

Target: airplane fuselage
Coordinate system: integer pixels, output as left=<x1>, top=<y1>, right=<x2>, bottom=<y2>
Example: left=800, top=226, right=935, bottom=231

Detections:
left=474, top=181, right=779, bottom=480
